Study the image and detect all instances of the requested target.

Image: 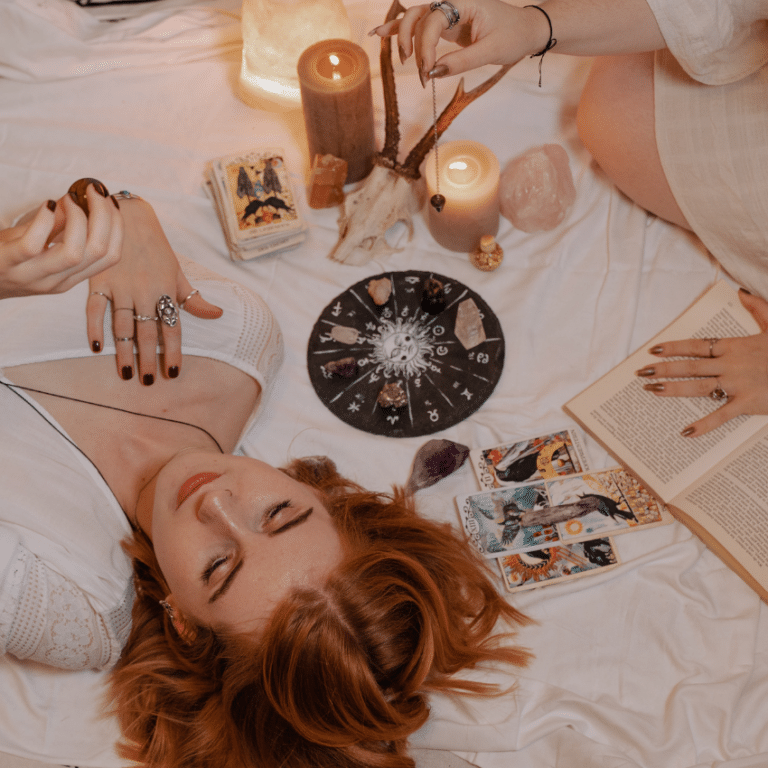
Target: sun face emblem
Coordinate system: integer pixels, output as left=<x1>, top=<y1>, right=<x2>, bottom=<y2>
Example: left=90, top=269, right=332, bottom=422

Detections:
left=368, top=316, right=436, bottom=378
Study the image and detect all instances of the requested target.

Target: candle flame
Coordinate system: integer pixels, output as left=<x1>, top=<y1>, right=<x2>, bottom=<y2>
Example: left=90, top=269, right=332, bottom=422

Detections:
left=449, top=161, right=468, bottom=171
left=329, top=54, right=340, bottom=66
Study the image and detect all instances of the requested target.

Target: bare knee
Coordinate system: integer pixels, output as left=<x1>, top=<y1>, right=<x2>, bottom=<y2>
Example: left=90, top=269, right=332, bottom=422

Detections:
left=576, top=53, right=690, bottom=229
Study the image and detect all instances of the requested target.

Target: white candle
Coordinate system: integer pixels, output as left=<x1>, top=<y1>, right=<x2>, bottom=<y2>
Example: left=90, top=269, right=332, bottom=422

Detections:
left=425, top=140, right=500, bottom=253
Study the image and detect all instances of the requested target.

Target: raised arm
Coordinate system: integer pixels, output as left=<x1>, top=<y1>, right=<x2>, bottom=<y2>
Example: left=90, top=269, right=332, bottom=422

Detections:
left=371, top=0, right=665, bottom=84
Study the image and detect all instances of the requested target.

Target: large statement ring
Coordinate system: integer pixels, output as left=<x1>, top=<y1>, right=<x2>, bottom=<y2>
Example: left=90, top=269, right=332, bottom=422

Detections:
left=710, top=382, right=728, bottom=402
left=156, top=294, right=179, bottom=327
left=429, top=0, right=460, bottom=29
left=707, top=337, right=719, bottom=358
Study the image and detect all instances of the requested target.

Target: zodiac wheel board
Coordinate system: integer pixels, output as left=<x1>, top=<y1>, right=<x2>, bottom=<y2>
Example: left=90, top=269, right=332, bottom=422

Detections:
left=307, top=271, right=505, bottom=437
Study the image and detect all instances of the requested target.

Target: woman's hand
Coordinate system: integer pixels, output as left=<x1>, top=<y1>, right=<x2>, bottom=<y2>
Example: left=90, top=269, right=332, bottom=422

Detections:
left=369, top=0, right=666, bottom=87
left=0, top=186, right=122, bottom=299
left=636, top=290, right=768, bottom=437
left=370, top=0, right=545, bottom=86
left=87, top=197, right=222, bottom=385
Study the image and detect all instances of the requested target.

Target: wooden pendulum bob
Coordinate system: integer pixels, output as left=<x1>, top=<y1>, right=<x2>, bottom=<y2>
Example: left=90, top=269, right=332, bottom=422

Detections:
left=430, top=193, right=445, bottom=212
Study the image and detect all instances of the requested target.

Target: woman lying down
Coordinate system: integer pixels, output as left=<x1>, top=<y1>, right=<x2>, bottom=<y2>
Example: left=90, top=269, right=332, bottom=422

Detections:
left=0, top=182, right=531, bottom=768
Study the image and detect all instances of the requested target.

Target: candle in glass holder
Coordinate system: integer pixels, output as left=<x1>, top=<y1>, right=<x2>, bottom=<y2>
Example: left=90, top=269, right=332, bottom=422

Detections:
left=425, top=140, right=500, bottom=252
left=297, top=39, right=375, bottom=184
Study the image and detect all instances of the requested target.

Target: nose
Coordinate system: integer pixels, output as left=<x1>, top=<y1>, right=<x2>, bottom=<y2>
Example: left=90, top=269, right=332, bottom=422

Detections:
left=195, top=488, right=239, bottom=532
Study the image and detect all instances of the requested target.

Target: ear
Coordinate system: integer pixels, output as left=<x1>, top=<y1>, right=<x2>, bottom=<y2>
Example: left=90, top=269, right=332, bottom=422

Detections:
left=161, top=595, right=198, bottom=643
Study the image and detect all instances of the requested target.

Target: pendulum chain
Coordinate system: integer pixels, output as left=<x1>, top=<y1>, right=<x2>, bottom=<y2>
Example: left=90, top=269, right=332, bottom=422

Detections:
left=430, top=76, right=446, bottom=213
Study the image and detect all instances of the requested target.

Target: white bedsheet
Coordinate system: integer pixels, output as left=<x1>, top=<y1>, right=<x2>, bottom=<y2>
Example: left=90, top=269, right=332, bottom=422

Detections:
left=0, top=0, right=765, bottom=765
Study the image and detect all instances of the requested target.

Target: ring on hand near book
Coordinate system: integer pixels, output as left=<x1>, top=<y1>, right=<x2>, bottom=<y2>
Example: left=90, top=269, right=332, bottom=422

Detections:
left=710, top=382, right=728, bottom=402
left=707, top=337, right=719, bottom=358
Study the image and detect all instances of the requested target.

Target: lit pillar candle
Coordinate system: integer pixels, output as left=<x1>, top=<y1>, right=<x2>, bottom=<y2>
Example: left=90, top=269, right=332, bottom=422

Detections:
left=297, top=40, right=375, bottom=184
left=239, top=0, right=351, bottom=109
left=425, top=140, right=500, bottom=252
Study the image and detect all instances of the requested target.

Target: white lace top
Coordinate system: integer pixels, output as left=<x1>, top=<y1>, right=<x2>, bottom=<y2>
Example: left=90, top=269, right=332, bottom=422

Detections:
left=0, top=256, right=283, bottom=671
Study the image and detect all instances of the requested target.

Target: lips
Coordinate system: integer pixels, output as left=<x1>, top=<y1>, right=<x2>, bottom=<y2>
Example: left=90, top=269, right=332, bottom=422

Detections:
left=176, top=472, right=221, bottom=509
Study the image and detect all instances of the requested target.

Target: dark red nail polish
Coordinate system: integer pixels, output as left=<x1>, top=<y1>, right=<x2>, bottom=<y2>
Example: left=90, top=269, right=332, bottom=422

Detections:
left=47, top=199, right=56, bottom=212
left=92, top=340, right=101, bottom=353
left=111, top=195, right=120, bottom=210
left=121, top=366, right=133, bottom=380
left=143, top=373, right=154, bottom=386
left=168, top=366, right=179, bottom=379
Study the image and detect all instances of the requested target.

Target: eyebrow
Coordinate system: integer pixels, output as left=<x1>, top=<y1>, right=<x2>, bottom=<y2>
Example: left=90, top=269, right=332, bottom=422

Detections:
left=208, top=508, right=315, bottom=604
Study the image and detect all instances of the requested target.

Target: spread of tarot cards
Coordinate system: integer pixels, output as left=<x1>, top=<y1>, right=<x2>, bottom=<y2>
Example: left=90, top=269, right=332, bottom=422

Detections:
left=456, top=466, right=673, bottom=560
left=306, top=271, right=505, bottom=438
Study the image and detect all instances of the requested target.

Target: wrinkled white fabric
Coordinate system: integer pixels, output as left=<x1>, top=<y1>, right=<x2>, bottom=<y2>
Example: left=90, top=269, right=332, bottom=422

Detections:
left=0, top=0, right=767, bottom=766
left=0, top=0, right=243, bottom=82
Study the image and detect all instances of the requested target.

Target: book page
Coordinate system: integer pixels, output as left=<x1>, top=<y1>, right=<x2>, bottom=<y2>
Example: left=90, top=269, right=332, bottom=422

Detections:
left=565, top=281, right=768, bottom=501
left=671, top=430, right=768, bottom=597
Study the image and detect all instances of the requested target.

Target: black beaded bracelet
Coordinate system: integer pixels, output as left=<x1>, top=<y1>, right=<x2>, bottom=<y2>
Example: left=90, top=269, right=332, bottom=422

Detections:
left=524, top=5, right=557, bottom=87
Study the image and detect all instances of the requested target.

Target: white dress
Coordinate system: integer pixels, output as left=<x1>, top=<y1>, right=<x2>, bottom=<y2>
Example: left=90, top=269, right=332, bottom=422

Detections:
left=648, top=0, right=768, bottom=297
left=0, top=256, right=282, bottom=759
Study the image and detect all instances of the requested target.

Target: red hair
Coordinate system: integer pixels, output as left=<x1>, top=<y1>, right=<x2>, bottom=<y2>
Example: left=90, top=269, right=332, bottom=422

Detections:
left=111, top=456, right=531, bottom=768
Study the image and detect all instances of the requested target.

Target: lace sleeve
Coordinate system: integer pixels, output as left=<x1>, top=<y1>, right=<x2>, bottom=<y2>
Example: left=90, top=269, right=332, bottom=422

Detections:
left=0, top=539, right=133, bottom=671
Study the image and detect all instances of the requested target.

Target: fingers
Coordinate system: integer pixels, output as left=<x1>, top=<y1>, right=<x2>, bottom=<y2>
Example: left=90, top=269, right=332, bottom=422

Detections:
left=86, top=291, right=111, bottom=353
left=641, top=376, right=720, bottom=399
left=648, top=337, right=720, bottom=360
left=678, top=401, right=739, bottom=438
left=111, top=301, right=136, bottom=381
left=134, top=304, right=161, bottom=386
left=16, top=200, right=59, bottom=258
left=178, top=275, right=223, bottom=321
left=414, top=9, right=452, bottom=84
left=738, top=288, right=768, bottom=332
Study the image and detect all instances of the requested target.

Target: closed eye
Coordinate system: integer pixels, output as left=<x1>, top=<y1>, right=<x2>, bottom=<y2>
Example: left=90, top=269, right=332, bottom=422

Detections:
left=202, top=554, right=231, bottom=585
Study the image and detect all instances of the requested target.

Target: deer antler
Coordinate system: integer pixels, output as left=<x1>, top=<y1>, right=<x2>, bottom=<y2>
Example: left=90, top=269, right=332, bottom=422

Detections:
left=402, top=64, right=514, bottom=176
left=329, top=0, right=515, bottom=264
left=379, top=0, right=406, bottom=164
left=375, top=0, right=515, bottom=179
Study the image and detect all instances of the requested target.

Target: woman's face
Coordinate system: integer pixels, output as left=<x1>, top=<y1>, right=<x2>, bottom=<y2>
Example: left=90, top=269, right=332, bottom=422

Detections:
left=148, top=451, right=344, bottom=633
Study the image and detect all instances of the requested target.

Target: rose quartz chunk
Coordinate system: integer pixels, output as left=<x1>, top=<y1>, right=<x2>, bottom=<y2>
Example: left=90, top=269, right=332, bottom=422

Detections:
left=499, top=144, right=576, bottom=233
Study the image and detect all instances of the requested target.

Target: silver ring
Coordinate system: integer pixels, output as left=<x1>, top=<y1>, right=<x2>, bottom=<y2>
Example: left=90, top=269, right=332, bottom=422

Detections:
left=134, top=314, right=158, bottom=322
left=708, top=337, right=719, bottom=358
left=115, top=336, right=134, bottom=343
left=90, top=291, right=110, bottom=300
left=429, top=0, right=460, bottom=29
left=710, top=382, right=728, bottom=402
left=156, top=294, right=179, bottom=327
left=179, top=288, right=199, bottom=309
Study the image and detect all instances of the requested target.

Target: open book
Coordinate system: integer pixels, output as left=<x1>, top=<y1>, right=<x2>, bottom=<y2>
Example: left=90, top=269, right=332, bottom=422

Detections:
left=564, top=281, right=768, bottom=602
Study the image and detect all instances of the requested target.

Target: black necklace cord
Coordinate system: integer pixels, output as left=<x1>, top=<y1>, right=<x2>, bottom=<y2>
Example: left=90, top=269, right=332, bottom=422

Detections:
left=1, top=382, right=225, bottom=453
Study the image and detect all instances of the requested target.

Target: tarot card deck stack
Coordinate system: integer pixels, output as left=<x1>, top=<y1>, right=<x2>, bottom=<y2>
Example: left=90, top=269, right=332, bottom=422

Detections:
left=207, top=149, right=307, bottom=260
